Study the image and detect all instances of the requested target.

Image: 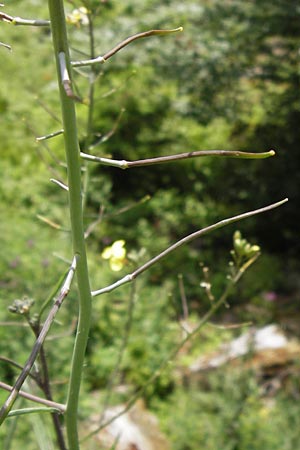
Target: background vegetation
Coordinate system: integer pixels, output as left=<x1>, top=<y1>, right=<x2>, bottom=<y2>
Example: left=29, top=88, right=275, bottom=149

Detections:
left=0, top=0, right=299, bottom=448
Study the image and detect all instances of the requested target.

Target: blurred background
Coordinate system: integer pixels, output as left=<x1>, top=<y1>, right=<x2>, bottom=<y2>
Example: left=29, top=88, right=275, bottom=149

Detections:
left=0, top=1, right=299, bottom=448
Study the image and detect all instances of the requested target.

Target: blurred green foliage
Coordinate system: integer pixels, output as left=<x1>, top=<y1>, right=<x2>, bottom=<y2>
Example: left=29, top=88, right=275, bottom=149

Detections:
left=0, top=0, right=298, bottom=448
left=155, top=366, right=300, bottom=450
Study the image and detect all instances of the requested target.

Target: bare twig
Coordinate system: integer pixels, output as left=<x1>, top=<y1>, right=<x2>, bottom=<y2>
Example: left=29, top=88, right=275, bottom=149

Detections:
left=71, top=54, right=105, bottom=67
left=88, top=108, right=125, bottom=150
left=71, top=27, right=183, bottom=67
left=24, top=119, right=63, bottom=178
left=0, top=41, right=11, bottom=50
left=35, top=98, right=62, bottom=124
left=0, top=357, right=39, bottom=384
left=0, top=257, right=76, bottom=424
left=84, top=205, right=105, bottom=239
left=50, top=178, right=69, bottom=191
left=0, top=12, right=49, bottom=26
left=81, top=149, right=275, bottom=169
left=36, top=214, right=64, bottom=230
left=84, top=195, right=150, bottom=239
left=0, top=321, right=29, bottom=327
left=92, top=198, right=288, bottom=297
left=0, top=382, right=66, bottom=413
left=36, top=130, right=64, bottom=141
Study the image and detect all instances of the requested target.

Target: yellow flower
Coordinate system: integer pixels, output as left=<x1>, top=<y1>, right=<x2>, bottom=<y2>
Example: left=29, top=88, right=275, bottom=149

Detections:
left=101, top=240, right=127, bottom=271
left=66, top=7, right=89, bottom=27
left=258, top=406, right=270, bottom=418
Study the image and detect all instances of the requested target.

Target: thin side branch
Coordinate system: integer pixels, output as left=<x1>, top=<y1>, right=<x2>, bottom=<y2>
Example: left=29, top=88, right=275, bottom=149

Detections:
left=92, top=198, right=288, bottom=297
left=8, top=407, right=63, bottom=418
left=71, top=54, right=105, bottom=67
left=71, top=27, right=183, bottom=67
left=0, top=12, right=50, bottom=26
left=50, top=178, right=69, bottom=191
left=37, top=214, right=63, bottom=230
left=0, top=382, right=66, bottom=413
left=36, top=129, right=64, bottom=141
left=0, top=257, right=76, bottom=424
left=88, top=108, right=125, bottom=150
left=0, top=41, right=11, bottom=50
left=0, top=357, right=39, bottom=384
left=81, top=149, right=275, bottom=169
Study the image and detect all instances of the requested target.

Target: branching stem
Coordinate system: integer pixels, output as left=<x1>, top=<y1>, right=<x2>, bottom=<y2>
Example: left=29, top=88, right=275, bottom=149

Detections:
left=92, top=198, right=288, bottom=297
left=0, top=257, right=76, bottom=424
left=47, top=2, right=93, bottom=448
left=81, top=149, right=275, bottom=169
left=0, top=382, right=66, bottom=412
left=0, top=11, right=49, bottom=26
left=83, top=245, right=259, bottom=442
left=71, top=27, right=183, bottom=67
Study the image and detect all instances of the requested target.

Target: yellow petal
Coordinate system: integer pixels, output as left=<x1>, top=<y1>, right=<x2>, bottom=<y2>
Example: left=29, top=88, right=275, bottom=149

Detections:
left=110, top=258, right=124, bottom=271
left=111, top=240, right=126, bottom=258
left=101, top=246, right=112, bottom=259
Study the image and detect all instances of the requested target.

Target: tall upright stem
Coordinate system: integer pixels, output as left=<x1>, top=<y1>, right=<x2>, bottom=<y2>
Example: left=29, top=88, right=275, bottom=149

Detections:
left=86, top=12, right=96, bottom=147
left=47, top=2, right=92, bottom=449
left=82, top=12, right=97, bottom=212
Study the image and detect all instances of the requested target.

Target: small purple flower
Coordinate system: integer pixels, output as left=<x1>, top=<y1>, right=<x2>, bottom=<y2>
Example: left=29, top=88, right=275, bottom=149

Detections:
left=263, top=291, right=277, bottom=302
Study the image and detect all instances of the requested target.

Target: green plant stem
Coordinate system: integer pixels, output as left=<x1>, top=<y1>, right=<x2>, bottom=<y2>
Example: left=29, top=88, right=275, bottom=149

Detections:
left=7, top=407, right=63, bottom=418
left=81, top=11, right=97, bottom=213
left=80, top=149, right=275, bottom=169
left=47, top=2, right=92, bottom=449
left=85, top=11, right=96, bottom=145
